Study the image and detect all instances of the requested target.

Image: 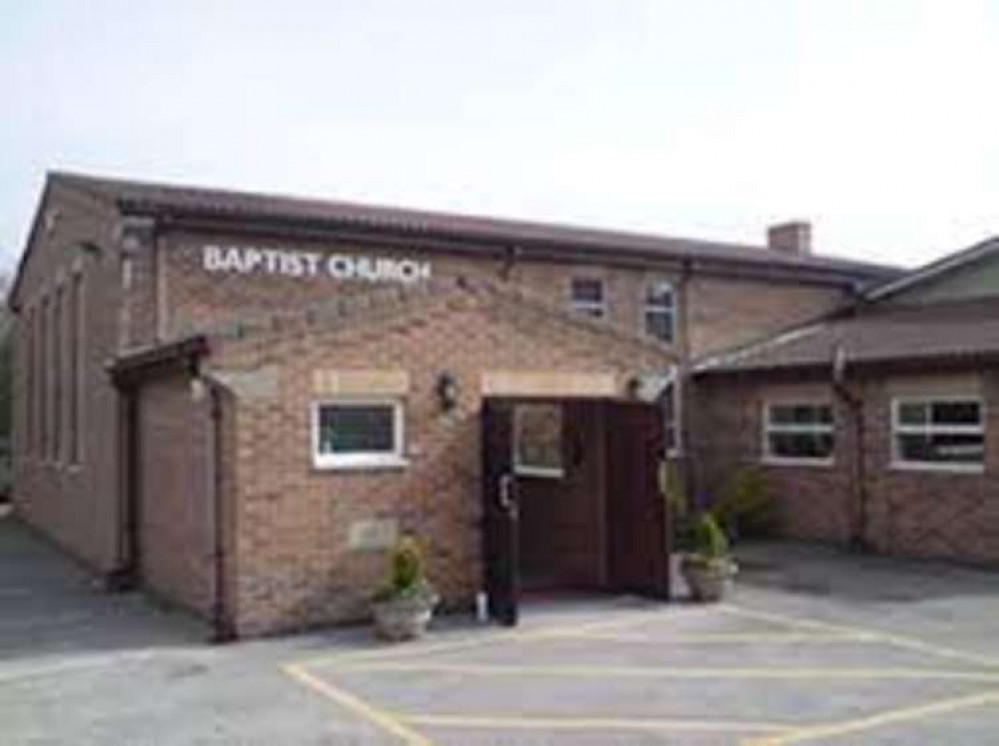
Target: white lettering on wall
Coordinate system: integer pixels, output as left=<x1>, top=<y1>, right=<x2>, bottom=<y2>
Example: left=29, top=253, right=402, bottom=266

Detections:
left=201, top=245, right=432, bottom=284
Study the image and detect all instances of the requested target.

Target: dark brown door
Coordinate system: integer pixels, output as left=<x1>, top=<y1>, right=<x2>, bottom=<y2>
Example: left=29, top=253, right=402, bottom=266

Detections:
left=481, top=399, right=520, bottom=626
left=605, top=401, right=671, bottom=599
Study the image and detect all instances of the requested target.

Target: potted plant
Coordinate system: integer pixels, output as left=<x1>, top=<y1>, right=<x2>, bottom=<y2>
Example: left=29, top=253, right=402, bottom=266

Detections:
left=371, top=536, right=439, bottom=641
left=680, top=512, right=738, bottom=602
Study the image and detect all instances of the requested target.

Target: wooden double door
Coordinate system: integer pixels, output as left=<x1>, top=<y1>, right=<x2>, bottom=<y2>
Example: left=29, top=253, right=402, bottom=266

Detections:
left=481, top=398, right=671, bottom=626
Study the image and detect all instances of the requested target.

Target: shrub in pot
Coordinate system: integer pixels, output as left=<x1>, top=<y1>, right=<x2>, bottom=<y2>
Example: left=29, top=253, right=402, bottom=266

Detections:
left=680, top=512, right=738, bottom=602
left=371, top=536, right=439, bottom=641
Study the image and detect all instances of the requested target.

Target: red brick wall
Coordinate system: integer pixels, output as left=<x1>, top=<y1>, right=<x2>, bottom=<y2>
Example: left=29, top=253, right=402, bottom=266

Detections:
left=691, top=370, right=999, bottom=564
left=687, top=275, right=845, bottom=358
left=135, top=373, right=214, bottom=616
left=11, top=180, right=125, bottom=573
left=208, top=283, right=672, bottom=635
left=156, top=230, right=854, bottom=365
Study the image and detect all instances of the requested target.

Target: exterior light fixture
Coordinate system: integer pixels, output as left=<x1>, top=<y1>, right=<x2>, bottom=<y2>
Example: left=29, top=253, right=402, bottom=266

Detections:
left=436, top=371, right=459, bottom=412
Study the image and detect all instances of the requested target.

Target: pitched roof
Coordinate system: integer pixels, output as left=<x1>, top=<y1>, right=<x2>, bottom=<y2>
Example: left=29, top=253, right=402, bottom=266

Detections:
left=865, top=236, right=999, bottom=302
left=695, top=300, right=999, bottom=376
left=50, top=170, right=899, bottom=285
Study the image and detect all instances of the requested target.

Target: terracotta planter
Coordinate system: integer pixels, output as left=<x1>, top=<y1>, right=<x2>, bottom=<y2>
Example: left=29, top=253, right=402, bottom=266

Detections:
left=681, top=556, right=737, bottom=602
left=372, top=593, right=439, bottom=641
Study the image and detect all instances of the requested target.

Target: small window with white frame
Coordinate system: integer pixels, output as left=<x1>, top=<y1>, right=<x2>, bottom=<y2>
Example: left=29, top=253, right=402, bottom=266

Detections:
left=312, top=400, right=406, bottom=470
left=644, top=280, right=675, bottom=343
left=570, top=278, right=606, bottom=319
left=763, top=401, right=834, bottom=464
left=892, top=397, right=985, bottom=471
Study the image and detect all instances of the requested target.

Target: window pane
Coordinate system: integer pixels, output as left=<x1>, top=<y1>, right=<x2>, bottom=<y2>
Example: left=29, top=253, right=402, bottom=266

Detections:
left=897, top=432, right=984, bottom=464
left=897, top=402, right=928, bottom=426
left=770, top=403, right=832, bottom=426
left=769, top=432, right=834, bottom=460
left=645, top=310, right=674, bottom=343
left=571, top=278, right=604, bottom=303
left=318, top=405, right=395, bottom=454
left=931, top=401, right=981, bottom=427
left=646, top=281, right=674, bottom=308
left=514, top=404, right=563, bottom=475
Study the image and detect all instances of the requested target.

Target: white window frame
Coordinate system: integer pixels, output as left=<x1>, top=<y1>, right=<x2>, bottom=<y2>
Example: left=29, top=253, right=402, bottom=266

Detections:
left=570, top=277, right=607, bottom=319
left=644, top=280, right=676, bottom=344
left=891, top=396, right=985, bottom=473
left=663, top=366, right=681, bottom=457
left=311, top=399, right=407, bottom=471
left=762, top=400, right=835, bottom=467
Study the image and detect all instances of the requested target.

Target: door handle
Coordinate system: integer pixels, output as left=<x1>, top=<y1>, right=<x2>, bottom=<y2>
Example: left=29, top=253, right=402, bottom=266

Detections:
left=498, top=473, right=517, bottom=517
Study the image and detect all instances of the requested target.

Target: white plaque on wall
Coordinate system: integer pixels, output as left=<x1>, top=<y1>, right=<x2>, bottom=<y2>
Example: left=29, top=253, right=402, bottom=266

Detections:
left=348, top=519, right=399, bottom=552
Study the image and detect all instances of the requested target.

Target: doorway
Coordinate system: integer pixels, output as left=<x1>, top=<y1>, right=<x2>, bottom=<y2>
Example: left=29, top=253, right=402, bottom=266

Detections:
left=481, top=397, right=671, bottom=626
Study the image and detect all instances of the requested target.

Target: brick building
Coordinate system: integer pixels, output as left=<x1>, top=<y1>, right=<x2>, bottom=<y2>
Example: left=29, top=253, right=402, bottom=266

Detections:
left=8, top=171, right=895, bottom=637
left=694, top=238, right=999, bottom=565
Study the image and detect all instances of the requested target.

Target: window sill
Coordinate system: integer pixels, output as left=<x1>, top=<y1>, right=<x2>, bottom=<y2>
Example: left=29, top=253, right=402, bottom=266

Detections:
left=761, top=457, right=834, bottom=469
left=514, top=466, right=565, bottom=479
left=313, top=455, right=410, bottom=472
left=889, top=461, right=985, bottom=475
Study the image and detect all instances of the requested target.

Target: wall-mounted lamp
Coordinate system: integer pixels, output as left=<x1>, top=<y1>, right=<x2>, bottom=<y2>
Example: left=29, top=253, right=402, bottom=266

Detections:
left=436, top=371, right=459, bottom=412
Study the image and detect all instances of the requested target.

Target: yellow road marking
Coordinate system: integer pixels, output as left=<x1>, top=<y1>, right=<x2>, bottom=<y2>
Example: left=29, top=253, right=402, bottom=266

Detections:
left=399, top=712, right=795, bottom=734
left=288, top=607, right=668, bottom=672
left=337, top=661, right=999, bottom=683
left=282, top=663, right=433, bottom=746
left=743, top=688, right=999, bottom=745
left=554, top=630, right=869, bottom=644
left=723, top=604, right=999, bottom=669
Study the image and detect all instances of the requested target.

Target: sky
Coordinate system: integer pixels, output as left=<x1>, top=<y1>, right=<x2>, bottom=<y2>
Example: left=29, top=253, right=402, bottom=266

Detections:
left=2, top=1, right=998, bottom=272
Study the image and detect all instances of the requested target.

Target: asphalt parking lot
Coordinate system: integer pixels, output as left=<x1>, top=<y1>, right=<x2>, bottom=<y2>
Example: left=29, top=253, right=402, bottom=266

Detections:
left=3, top=514, right=998, bottom=745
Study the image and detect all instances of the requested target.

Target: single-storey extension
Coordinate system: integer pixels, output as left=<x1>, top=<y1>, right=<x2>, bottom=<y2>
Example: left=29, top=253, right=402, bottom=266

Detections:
left=693, top=238, right=999, bottom=564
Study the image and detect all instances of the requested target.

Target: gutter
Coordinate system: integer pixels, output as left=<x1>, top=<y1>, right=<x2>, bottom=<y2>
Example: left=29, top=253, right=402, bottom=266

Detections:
left=207, top=378, right=236, bottom=642
left=830, top=346, right=870, bottom=551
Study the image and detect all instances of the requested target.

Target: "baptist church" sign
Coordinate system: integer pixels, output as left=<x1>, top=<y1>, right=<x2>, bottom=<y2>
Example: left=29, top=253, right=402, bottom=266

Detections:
left=202, top=244, right=432, bottom=285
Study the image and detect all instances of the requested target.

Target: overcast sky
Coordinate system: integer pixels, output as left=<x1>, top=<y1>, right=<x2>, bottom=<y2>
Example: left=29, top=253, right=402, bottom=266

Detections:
left=2, top=1, right=997, bottom=271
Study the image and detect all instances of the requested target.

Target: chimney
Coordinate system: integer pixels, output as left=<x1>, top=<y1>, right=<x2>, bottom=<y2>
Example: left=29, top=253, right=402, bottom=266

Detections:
left=767, top=221, right=812, bottom=255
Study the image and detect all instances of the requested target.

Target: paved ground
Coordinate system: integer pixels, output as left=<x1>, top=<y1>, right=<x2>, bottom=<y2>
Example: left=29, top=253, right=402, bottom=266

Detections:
left=2, top=514, right=999, bottom=745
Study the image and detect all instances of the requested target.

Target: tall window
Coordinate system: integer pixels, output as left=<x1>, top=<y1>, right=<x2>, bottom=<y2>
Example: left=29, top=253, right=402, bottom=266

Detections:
left=892, top=398, right=984, bottom=471
left=763, top=402, right=835, bottom=464
left=39, top=297, right=48, bottom=460
left=69, top=273, right=82, bottom=465
left=644, top=281, right=675, bottom=343
left=570, top=278, right=606, bottom=319
left=24, top=309, right=34, bottom=455
left=52, top=287, right=63, bottom=462
left=312, top=400, right=405, bottom=470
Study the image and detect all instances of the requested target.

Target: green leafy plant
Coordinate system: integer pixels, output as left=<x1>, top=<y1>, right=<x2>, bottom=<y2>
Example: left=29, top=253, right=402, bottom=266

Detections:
left=658, top=459, right=735, bottom=559
left=372, top=536, right=436, bottom=603
left=691, top=512, right=729, bottom=559
left=712, top=466, right=773, bottom=538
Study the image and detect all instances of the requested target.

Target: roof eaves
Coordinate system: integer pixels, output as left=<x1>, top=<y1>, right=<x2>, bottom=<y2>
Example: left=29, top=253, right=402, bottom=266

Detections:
left=864, top=236, right=999, bottom=302
left=109, top=335, right=210, bottom=389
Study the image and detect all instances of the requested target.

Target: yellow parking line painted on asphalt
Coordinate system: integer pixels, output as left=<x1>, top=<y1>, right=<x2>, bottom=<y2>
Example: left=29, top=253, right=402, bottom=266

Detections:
left=398, top=712, right=796, bottom=735
left=336, top=661, right=999, bottom=683
left=742, top=688, right=999, bottom=745
left=553, top=630, right=869, bottom=644
left=722, top=604, right=999, bottom=669
left=287, top=607, right=669, bottom=672
left=282, top=663, right=433, bottom=746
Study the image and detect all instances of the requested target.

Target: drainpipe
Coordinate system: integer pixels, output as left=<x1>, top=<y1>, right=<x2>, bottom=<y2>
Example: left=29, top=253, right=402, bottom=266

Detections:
left=206, top=379, right=236, bottom=643
left=108, top=387, right=138, bottom=591
left=831, top=345, right=870, bottom=551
